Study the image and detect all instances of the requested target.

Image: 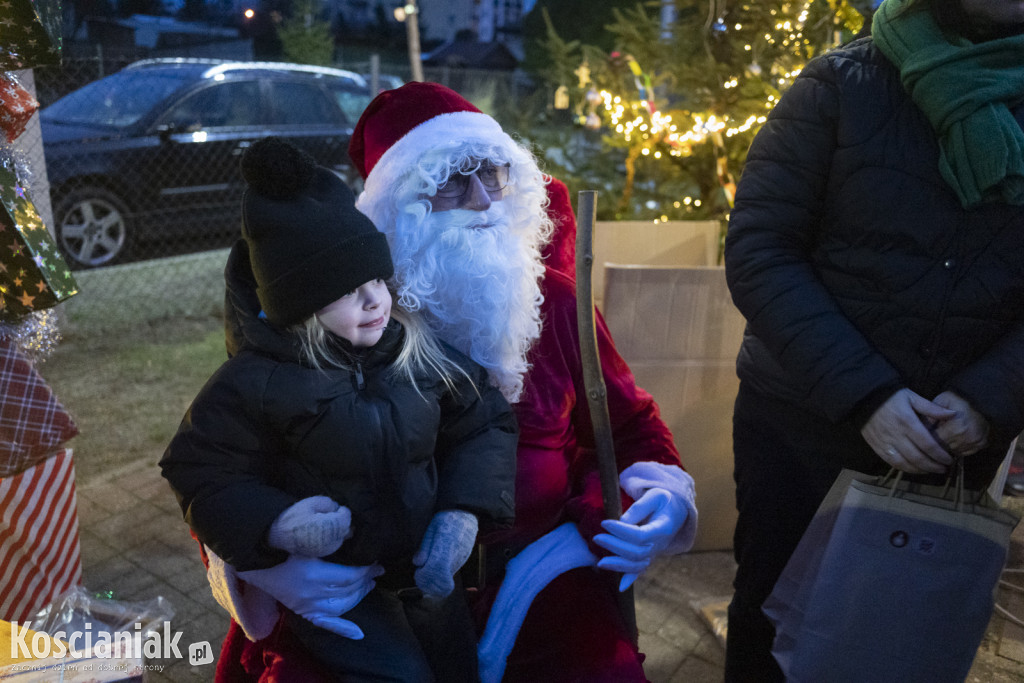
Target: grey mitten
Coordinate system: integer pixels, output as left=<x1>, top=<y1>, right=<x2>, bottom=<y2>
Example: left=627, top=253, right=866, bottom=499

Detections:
left=412, top=510, right=478, bottom=599
left=267, top=496, right=353, bottom=557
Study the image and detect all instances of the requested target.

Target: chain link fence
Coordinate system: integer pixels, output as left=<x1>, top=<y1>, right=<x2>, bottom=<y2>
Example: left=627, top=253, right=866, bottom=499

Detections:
left=14, top=43, right=531, bottom=336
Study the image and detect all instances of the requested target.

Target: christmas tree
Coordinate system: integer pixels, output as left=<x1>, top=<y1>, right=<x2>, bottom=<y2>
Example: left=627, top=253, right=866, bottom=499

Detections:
left=523, top=1, right=868, bottom=226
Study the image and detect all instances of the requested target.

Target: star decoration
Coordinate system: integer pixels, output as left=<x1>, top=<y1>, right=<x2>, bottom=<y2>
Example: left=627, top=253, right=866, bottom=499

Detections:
left=0, top=140, right=79, bottom=313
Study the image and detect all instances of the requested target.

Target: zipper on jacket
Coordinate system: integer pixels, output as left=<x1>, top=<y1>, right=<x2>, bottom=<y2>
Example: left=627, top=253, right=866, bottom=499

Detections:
left=353, top=360, right=366, bottom=391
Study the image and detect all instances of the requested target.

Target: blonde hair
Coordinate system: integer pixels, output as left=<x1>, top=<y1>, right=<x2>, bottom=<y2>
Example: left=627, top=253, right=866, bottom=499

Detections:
left=294, top=294, right=473, bottom=398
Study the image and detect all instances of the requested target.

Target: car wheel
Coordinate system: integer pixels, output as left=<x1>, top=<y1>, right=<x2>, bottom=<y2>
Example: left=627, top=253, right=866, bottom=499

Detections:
left=53, top=187, right=132, bottom=269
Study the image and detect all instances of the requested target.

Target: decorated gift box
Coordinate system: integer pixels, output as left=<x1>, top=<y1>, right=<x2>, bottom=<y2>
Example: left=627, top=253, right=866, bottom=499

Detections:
left=0, top=332, right=78, bottom=479
left=0, top=75, right=40, bottom=145
left=0, top=157, right=78, bottom=318
left=0, top=448, right=82, bottom=623
left=0, top=0, right=63, bottom=70
left=0, top=327, right=81, bottom=622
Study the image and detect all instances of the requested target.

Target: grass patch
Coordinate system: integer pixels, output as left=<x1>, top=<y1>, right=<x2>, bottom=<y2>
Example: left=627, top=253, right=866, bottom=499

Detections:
left=42, top=315, right=227, bottom=484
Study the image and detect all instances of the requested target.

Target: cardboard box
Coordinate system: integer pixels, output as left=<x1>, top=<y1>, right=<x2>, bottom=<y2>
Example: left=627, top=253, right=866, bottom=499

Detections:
left=597, top=223, right=744, bottom=551
left=591, top=220, right=720, bottom=310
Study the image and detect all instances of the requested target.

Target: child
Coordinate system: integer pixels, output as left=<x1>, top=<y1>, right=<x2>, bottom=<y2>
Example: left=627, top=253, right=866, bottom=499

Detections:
left=160, top=137, right=517, bottom=682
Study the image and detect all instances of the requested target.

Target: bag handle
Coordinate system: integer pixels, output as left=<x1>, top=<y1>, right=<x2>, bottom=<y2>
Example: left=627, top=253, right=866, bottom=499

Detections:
left=881, top=456, right=969, bottom=510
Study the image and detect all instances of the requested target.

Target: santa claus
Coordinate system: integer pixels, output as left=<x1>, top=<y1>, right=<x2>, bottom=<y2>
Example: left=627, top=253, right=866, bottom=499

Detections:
left=209, top=82, right=698, bottom=683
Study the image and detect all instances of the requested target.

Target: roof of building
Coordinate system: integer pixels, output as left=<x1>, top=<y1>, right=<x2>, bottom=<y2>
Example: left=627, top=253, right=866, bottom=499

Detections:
left=422, top=40, right=519, bottom=71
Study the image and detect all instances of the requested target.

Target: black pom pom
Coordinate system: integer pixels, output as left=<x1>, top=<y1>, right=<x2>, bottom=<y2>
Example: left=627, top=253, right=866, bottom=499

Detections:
left=240, top=137, right=318, bottom=199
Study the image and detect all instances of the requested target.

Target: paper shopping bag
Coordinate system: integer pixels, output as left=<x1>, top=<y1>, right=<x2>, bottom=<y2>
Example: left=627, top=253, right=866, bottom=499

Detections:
left=765, top=467, right=1018, bottom=683
left=762, top=467, right=868, bottom=644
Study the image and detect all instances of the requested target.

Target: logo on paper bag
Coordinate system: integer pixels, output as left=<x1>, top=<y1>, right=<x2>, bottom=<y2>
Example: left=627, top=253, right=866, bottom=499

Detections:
left=915, top=537, right=936, bottom=555
left=887, top=530, right=937, bottom=555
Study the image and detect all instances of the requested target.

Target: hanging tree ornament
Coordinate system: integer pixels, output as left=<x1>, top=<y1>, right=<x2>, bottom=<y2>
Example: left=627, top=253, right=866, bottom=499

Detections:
left=574, top=60, right=592, bottom=89
left=582, top=87, right=604, bottom=130
left=554, top=85, right=570, bottom=111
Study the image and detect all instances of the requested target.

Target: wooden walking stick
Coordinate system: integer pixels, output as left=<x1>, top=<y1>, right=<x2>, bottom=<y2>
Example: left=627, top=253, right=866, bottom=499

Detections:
left=574, top=189, right=639, bottom=642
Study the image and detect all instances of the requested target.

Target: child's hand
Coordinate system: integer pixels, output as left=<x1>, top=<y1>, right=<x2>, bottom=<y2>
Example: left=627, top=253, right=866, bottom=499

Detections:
left=268, top=496, right=353, bottom=557
left=412, top=510, right=478, bottom=599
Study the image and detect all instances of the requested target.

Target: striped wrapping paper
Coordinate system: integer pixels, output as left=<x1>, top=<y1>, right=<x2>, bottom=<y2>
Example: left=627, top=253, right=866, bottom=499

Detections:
left=0, top=448, right=82, bottom=622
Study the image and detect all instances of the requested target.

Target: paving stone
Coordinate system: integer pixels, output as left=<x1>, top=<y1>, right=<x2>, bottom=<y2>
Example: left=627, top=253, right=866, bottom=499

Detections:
left=638, top=631, right=687, bottom=682
left=144, top=609, right=226, bottom=679
left=78, top=528, right=121, bottom=569
left=89, top=501, right=168, bottom=552
left=78, top=480, right=144, bottom=514
left=667, top=655, right=725, bottom=683
left=110, top=464, right=165, bottom=494
left=62, top=458, right=1024, bottom=682
left=74, top=494, right=112, bottom=527
left=145, top=584, right=208, bottom=623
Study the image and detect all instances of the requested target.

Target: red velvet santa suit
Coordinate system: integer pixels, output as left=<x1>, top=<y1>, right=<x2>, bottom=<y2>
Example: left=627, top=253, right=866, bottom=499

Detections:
left=477, top=177, right=680, bottom=682
left=211, top=178, right=682, bottom=683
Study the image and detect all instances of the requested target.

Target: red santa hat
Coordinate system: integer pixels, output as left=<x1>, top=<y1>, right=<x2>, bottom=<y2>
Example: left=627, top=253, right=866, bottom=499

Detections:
left=349, top=81, right=511, bottom=191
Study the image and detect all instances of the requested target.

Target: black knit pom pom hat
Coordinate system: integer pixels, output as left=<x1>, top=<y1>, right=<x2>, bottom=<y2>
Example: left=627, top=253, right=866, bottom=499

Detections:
left=240, top=137, right=394, bottom=326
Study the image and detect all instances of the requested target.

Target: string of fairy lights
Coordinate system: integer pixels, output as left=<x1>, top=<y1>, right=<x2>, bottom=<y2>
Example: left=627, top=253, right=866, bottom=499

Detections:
left=583, top=4, right=829, bottom=154
left=576, top=1, right=858, bottom=218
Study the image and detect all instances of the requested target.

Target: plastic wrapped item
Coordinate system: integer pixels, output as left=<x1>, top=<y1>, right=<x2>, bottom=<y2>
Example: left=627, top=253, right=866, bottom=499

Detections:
left=27, top=587, right=174, bottom=639
left=0, top=588, right=175, bottom=681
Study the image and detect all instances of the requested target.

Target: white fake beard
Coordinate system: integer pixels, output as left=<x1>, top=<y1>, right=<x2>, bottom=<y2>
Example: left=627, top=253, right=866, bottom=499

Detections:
left=389, top=202, right=545, bottom=403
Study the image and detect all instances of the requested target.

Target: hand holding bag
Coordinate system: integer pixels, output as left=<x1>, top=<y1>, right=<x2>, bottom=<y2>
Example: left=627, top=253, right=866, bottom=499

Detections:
left=764, top=460, right=1019, bottom=683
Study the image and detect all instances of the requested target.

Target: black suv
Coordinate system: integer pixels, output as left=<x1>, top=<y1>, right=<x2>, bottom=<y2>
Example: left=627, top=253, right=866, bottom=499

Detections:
left=41, top=58, right=372, bottom=268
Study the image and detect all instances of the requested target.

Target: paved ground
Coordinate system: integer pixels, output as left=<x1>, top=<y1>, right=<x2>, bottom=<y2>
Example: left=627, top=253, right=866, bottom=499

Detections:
left=71, top=454, right=1024, bottom=682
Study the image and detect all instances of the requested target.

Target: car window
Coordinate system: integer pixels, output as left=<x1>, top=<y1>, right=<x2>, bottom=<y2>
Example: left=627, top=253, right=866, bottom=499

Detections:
left=161, top=81, right=263, bottom=131
left=42, top=69, right=193, bottom=129
left=326, top=85, right=371, bottom=125
left=267, top=81, right=342, bottom=126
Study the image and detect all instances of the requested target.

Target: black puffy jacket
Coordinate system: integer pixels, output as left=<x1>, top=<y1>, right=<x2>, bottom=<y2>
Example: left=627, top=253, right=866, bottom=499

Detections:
left=726, top=37, right=1024, bottom=454
left=160, top=241, right=518, bottom=572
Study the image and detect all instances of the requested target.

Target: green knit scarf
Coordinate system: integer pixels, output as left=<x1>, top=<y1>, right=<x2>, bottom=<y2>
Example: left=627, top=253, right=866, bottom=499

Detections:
left=873, top=0, right=1024, bottom=208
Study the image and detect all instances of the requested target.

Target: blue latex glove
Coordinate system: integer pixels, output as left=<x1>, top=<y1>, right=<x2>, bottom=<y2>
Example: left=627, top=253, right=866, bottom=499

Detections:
left=592, top=488, right=690, bottom=591
left=238, top=555, right=383, bottom=639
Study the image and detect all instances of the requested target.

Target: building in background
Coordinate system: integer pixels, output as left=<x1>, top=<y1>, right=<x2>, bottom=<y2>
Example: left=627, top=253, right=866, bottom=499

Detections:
left=333, top=0, right=527, bottom=46
left=72, top=0, right=531, bottom=61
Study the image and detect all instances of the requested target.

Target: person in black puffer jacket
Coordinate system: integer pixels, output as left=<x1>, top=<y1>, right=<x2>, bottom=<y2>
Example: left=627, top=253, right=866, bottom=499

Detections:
left=723, top=0, right=1024, bottom=679
left=160, top=138, right=517, bottom=682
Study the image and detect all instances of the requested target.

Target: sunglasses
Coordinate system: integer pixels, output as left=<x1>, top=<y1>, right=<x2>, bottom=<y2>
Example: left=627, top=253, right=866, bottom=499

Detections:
left=435, top=162, right=511, bottom=199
